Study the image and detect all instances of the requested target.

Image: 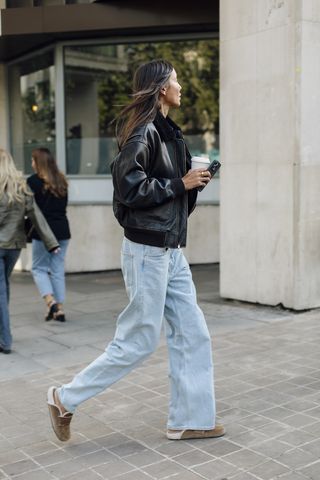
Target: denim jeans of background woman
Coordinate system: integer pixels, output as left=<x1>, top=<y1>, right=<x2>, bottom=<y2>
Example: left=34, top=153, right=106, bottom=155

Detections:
left=31, top=239, right=69, bottom=303
left=0, top=248, right=20, bottom=350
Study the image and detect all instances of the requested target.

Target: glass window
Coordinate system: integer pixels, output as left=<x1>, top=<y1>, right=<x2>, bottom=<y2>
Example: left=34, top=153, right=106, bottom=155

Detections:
left=8, top=51, right=55, bottom=174
left=64, top=39, right=219, bottom=175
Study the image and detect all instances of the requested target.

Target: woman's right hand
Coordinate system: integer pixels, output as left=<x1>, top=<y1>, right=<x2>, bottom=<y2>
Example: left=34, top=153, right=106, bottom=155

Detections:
left=182, top=169, right=211, bottom=191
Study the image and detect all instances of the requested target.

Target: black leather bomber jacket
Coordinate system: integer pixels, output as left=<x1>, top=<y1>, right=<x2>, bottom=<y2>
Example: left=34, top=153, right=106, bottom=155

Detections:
left=111, top=112, right=197, bottom=248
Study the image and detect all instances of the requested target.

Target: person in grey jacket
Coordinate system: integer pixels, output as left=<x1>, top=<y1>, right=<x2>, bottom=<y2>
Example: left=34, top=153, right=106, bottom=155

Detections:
left=47, top=60, right=224, bottom=443
left=0, top=148, right=60, bottom=354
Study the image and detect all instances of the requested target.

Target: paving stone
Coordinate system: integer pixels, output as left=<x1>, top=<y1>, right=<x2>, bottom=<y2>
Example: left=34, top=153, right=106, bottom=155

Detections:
left=276, top=429, right=317, bottom=447
left=2, top=459, right=39, bottom=477
left=199, top=439, right=242, bottom=457
left=33, top=449, right=72, bottom=466
left=229, top=473, right=260, bottom=480
left=45, top=458, right=91, bottom=478
left=63, top=440, right=103, bottom=457
left=5, top=267, right=320, bottom=480
left=115, top=471, right=154, bottom=480
left=250, top=439, right=292, bottom=459
left=222, top=449, right=266, bottom=469
left=0, top=438, right=16, bottom=454
left=64, top=470, right=103, bottom=480
left=94, top=433, right=130, bottom=449
left=93, top=459, right=136, bottom=477
left=277, top=447, right=319, bottom=469
left=281, top=413, right=317, bottom=428
left=165, top=471, right=205, bottom=480
left=249, top=459, right=291, bottom=479
left=298, top=460, right=320, bottom=480
left=299, top=438, right=320, bottom=456
left=0, top=450, right=27, bottom=467
left=231, top=429, right=269, bottom=447
left=8, top=432, right=49, bottom=449
left=155, top=441, right=195, bottom=457
left=108, top=440, right=147, bottom=457
left=125, top=450, right=165, bottom=467
left=78, top=449, right=117, bottom=467
left=173, top=449, right=215, bottom=467
left=259, top=406, right=296, bottom=421
left=192, top=458, right=239, bottom=479
left=278, top=473, right=311, bottom=480
left=143, top=459, right=186, bottom=478
left=301, top=421, right=320, bottom=436
left=12, top=469, right=55, bottom=479
left=21, top=441, right=59, bottom=457
left=237, top=413, right=272, bottom=429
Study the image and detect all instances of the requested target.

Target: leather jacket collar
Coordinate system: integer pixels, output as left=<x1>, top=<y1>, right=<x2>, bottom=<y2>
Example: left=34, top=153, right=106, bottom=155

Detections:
left=153, top=111, right=183, bottom=142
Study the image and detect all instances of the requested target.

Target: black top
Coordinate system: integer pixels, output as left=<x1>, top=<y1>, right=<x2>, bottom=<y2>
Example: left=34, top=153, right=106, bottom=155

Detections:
left=27, top=174, right=71, bottom=241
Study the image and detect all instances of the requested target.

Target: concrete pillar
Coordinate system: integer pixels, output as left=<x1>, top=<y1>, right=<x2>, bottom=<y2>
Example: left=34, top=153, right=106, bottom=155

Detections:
left=0, top=64, right=9, bottom=150
left=220, top=0, right=320, bottom=310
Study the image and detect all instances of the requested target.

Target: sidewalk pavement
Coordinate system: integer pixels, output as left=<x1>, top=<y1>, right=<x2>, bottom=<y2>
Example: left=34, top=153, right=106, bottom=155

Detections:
left=1, top=264, right=320, bottom=480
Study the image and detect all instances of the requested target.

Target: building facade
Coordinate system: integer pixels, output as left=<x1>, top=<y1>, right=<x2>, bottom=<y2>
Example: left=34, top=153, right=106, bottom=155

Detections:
left=0, top=0, right=220, bottom=272
left=2, top=0, right=320, bottom=310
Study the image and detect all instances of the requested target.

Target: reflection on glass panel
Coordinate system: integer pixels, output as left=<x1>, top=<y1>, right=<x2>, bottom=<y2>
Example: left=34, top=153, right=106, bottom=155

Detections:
left=6, top=0, right=92, bottom=6
left=64, top=39, right=219, bottom=175
left=6, top=1, right=33, bottom=7
left=9, top=51, right=55, bottom=173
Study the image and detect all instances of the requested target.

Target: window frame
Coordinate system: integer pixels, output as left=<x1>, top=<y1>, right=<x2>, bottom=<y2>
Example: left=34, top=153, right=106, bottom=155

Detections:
left=8, top=31, right=219, bottom=205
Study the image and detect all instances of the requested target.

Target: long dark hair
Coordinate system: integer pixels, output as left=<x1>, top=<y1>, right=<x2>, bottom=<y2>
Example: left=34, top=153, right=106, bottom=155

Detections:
left=116, top=59, right=174, bottom=148
left=32, top=148, right=68, bottom=198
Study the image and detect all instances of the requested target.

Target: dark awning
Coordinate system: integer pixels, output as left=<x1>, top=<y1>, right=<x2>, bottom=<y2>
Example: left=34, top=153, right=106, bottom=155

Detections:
left=0, top=0, right=218, bottom=62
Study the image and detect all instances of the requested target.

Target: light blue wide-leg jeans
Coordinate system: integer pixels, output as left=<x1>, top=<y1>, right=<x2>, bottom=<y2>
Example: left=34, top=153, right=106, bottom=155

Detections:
left=58, top=238, right=216, bottom=429
left=31, top=239, right=69, bottom=303
left=0, top=248, right=21, bottom=349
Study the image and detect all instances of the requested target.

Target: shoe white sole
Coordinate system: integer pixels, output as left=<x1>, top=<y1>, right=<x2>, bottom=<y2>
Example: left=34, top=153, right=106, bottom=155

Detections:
left=167, top=425, right=226, bottom=440
left=47, top=386, right=57, bottom=408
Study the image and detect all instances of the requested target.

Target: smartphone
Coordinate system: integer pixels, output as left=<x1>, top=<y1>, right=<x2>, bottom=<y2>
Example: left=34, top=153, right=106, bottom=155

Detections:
left=198, top=159, right=221, bottom=191
left=207, top=159, right=221, bottom=177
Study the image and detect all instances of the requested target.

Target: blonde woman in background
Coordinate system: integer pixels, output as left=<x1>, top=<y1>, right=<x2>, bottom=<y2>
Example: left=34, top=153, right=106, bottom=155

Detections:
left=0, top=149, right=59, bottom=354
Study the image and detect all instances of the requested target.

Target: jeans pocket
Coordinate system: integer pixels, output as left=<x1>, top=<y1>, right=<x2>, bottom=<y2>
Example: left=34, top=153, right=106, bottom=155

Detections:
left=144, top=245, right=168, bottom=257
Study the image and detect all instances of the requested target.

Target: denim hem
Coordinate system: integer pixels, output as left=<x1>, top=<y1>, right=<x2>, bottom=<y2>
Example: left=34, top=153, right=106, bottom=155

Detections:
left=56, top=387, right=76, bottom=414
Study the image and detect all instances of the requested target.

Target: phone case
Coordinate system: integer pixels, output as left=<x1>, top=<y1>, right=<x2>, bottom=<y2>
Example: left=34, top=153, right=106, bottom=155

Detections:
left=207, top=160, right=221, bottom=176
left=198, top=160, right=221, bottom=191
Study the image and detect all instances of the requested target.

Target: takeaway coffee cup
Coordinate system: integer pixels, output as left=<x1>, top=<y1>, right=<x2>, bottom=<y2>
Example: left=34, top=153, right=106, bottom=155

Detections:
left=191, top=156, right=210, bottom=170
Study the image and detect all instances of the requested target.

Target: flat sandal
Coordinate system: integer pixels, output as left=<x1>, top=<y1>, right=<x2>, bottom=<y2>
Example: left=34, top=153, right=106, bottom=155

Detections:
left=45, top=302, right=58, bottom=322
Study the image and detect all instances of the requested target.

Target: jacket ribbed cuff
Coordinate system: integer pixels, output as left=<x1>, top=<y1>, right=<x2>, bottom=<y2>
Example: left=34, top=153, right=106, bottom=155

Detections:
left=171, top=178, right=186, bottom=196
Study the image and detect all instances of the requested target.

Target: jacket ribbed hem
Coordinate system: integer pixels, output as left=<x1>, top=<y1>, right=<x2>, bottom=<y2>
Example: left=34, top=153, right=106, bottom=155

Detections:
left=124, top=228, right=166, bottom=247
left=124, top=228, right=184, bottom=249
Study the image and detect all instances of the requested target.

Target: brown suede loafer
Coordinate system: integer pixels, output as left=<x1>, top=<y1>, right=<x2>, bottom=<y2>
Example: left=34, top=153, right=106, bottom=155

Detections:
left=47, top=386, right=73, bottom=441
left=167, top=424, right=225, bottom=440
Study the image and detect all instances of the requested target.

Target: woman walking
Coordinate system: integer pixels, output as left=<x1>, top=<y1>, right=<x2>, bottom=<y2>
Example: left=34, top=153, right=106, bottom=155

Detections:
left=47, top=59, right=224, bottom=442
left=27, top=148, right=71, bottom=322
left=0, top=149, right=59, bottom=354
